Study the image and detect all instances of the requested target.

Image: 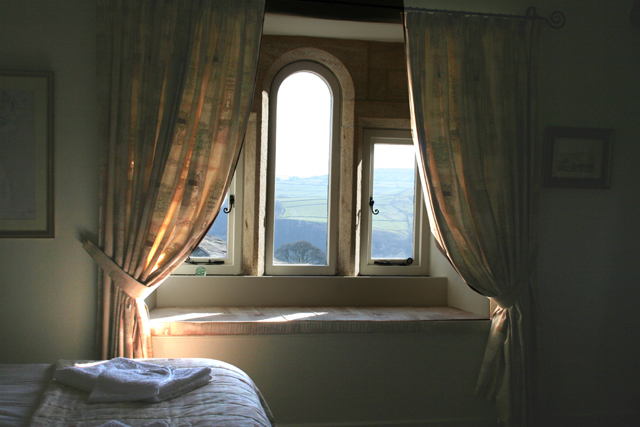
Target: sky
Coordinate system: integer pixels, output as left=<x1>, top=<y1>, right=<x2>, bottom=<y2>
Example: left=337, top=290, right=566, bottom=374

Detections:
left=275, top=72, right=331, bottom=179
left=374, top=143, right=415, bottom=170
left=275, top=71, right=414, bottom=179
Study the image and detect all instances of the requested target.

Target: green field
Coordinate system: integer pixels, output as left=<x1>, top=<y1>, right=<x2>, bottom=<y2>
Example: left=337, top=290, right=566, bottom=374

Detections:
left=276, top=197, right=328, bottom=223
left=275, top=170, right=415, bottom=235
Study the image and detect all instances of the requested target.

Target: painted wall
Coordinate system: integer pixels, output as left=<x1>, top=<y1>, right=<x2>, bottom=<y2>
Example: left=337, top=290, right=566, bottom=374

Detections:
left=533, top=0, right=640, bottom=425
left=0, top=0, right=99, bottom=363
left=429, top=237, right=492, bottom=318
left=152, top=325, right=494, bottom=427
left=1, top=0, right=639, bottom=426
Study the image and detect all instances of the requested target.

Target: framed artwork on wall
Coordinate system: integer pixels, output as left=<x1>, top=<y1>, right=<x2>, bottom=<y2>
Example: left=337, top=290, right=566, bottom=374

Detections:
left=542, top=126, right=614, bottom=189
left=0, top=71, right=54, bottom=237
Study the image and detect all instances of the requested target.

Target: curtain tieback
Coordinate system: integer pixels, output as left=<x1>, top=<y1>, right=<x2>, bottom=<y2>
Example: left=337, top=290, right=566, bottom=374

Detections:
left=82, top=240, right=158, bottom=301
left=492, top=282, right=524, bottom=310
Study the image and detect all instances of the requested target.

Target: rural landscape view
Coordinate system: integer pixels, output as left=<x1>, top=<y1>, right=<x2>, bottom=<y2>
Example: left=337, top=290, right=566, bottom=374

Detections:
left=191, top=72, right=417, bottom=265
left=191, top=168, right=416, bottom=264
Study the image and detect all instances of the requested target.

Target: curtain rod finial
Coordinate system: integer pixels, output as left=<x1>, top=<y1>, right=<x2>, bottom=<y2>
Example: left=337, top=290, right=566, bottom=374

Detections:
left=527, top=6, right=566, bottom=29
left=547, top=10, right=567, bottom=29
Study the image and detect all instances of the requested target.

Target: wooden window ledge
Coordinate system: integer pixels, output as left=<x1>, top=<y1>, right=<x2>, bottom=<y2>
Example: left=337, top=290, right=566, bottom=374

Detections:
left=149, top=306, right=489, bottom=336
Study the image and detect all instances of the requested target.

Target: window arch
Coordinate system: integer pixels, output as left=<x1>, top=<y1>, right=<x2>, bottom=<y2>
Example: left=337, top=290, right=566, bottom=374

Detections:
left=256, top=48, right=355, bottom=275
left=265, top=61, right=341, bottom=275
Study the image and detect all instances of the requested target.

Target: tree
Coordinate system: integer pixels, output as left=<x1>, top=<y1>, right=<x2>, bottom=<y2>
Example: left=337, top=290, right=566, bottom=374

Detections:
left=274, top=240, right=326, bottom=265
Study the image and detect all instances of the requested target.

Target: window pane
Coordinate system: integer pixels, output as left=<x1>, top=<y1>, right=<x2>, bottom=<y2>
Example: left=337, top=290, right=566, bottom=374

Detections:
left=273, top=72, right=332, bottom=265
left=191, top=195, right=228, bottom=259
left=371, top=144, right=415, bottom=260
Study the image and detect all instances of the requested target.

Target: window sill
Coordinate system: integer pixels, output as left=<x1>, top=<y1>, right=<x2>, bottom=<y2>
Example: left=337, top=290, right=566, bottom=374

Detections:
left=149, top=306, right=489, bottom=336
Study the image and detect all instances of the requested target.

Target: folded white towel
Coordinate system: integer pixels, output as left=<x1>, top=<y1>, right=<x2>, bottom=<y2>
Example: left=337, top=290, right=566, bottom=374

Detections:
left=53, top=358, right=212, bottom=404
left=54, top=359, right=115, bottom=392
left=87, top=360, right=171, bottom=403
left=154, top=368, right=213, bottom=402
left=89, top=361, right=212, bottom=403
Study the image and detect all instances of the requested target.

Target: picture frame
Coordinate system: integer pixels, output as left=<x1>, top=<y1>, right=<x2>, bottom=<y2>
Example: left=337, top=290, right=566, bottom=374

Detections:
left=542, top=126, right=614, bottom=189
left=0, top=71, right=54, bottom=237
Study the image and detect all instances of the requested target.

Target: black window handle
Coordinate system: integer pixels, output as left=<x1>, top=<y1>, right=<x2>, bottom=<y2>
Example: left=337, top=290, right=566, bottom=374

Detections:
left=369, top=197, right=379, bottom=215
left=374, top=258, right=413, bottom=266
left=185, top=257, right=224, bottom=265
left=223, top=195, right=235, bottom=214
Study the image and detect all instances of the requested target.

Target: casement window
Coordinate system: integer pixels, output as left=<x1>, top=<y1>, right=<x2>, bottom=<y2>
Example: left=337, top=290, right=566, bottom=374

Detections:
left=173, top=154, right=244, bottom=276
left=359, top=129, right=429, bottom=276
left=264, top=61, right=341, bottom=275
left=173, top=52, right=429, bottom=278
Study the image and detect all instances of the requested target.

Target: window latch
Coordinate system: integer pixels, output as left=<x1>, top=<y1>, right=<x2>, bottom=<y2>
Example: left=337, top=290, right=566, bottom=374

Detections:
left=369, top=197, right=379, bottom=215
left=223, top=195, right=235, bottom=214
left=185, top=257, right=224, bottom=265
left=374, top=258, right=413, bottom=266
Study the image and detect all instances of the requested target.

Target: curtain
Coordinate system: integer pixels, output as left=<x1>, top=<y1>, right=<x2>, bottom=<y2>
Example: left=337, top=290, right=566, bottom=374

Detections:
left=88, top=0, right=265, bottom=359
left=404, top=11, right=540, bottom=426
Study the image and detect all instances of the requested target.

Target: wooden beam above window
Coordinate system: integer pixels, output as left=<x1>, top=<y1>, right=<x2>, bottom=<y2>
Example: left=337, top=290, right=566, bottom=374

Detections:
left=265, top=0, right=404, bottom=24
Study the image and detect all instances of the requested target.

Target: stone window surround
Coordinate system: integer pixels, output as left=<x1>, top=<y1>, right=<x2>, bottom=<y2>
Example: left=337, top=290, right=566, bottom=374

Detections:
left=239, top=45, right=418, bottom=277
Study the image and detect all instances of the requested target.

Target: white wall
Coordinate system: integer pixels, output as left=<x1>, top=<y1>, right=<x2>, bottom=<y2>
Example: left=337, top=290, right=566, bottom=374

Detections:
left=534, top=0, right=640, bottom=425
left=0, top=0, right=99, bottom=363
left=429, top=236, right=491, bottom=318
left=152, top=324, right=495, bottom=427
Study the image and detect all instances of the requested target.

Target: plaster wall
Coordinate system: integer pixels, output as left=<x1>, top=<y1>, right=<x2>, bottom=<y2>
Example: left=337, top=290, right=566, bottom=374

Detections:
left=532, top=0, right=640, bottom=424
left=0, top=0, right=99, bottom=363
left=152, top=328, right=495, bottom=427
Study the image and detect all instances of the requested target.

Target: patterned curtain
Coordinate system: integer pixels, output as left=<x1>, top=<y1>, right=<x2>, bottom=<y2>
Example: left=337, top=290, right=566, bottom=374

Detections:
left=404, top=11, right=540, bottom=426
left=88, top=0, right=265, bottom=359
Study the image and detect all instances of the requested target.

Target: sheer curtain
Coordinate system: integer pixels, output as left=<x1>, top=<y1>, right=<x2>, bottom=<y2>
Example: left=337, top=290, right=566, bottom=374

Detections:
left=87, top=0, right=265, bottom=359
left=404, top=11, right=540, bottom=426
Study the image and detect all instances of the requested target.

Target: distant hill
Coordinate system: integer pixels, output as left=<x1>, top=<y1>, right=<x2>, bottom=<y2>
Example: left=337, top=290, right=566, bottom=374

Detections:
left=273, top=169, right=415, bottom=231
left=196, top=169, right=416, bottom=259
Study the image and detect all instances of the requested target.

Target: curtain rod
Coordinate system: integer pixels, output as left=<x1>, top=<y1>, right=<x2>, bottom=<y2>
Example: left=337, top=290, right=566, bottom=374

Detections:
left=270, top=0, right=566, bottom=29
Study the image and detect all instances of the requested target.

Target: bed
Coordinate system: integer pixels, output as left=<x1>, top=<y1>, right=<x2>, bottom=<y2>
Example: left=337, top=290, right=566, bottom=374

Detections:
left=0, top=358, right=276, bottom=427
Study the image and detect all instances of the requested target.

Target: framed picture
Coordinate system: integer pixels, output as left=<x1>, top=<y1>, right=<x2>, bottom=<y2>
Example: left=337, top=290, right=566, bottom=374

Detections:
left=0, top=71, right=54, bottom=237
left=542, top=126, right=614, bottom=189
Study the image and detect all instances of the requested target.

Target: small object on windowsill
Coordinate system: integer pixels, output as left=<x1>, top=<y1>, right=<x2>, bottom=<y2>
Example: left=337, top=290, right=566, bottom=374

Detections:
left=195, top=266, right=207, bottom=276
left=374, top=257, right=413, bottom=266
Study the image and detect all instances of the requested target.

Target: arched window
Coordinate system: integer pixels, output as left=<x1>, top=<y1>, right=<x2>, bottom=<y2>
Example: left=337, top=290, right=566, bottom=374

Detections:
left=265, top=61, right=341, bottom=275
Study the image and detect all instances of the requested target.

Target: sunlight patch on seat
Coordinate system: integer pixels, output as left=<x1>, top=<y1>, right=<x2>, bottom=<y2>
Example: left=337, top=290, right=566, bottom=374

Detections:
left=153, top=312, right=224, bottom=322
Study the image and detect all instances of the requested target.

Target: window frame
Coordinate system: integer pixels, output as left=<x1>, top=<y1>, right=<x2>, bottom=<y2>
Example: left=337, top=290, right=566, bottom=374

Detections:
left=172, top=152, right=244, bottom=276
left=264, top=61, right=342, bottom=276
left=359, top=128, right=429, bottom=276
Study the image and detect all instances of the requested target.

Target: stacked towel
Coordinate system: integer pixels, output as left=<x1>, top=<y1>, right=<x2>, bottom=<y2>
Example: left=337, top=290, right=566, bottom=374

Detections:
left=53, top=358, right=212, bottom=404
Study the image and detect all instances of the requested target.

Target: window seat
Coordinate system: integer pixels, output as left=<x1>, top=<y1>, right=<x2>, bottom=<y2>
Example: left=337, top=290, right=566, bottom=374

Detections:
left=149, top=306, right=489, bottom=336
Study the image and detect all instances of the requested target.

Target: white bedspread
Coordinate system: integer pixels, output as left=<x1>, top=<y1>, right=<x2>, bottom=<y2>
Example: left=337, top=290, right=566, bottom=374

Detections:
left=0, top=364, right=53, bottom=427
left=28, top=358, right=276, bottom=427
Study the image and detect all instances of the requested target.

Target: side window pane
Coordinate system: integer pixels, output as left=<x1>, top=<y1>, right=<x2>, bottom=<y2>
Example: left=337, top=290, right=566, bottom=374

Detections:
left=371, top=143, right=416, bottom=260
left=191, top=195, right=229, bottom=259
left=273, top=72, right=332, bottom=266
